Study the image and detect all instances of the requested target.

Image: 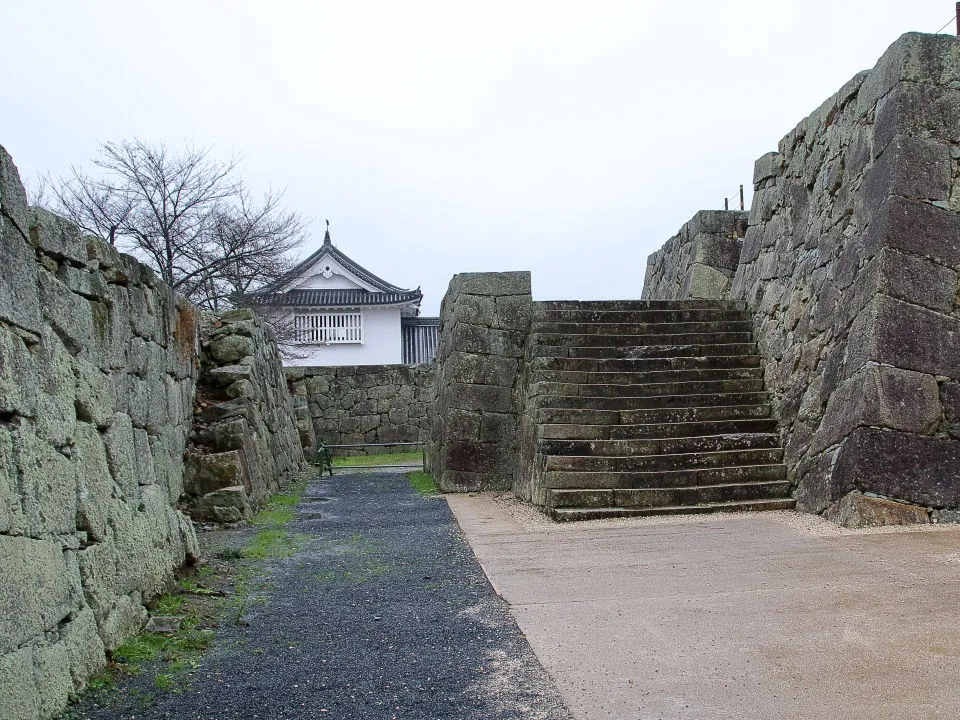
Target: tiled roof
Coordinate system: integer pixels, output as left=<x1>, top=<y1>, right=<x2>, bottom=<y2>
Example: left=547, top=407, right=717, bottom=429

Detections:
left=264, top=228, right=412, bottom=294
left=250, top=288, right=423, bottom=307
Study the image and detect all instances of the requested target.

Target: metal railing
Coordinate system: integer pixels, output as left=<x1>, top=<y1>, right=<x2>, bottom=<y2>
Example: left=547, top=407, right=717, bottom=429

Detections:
left=312, top=441, right=427, bottom=475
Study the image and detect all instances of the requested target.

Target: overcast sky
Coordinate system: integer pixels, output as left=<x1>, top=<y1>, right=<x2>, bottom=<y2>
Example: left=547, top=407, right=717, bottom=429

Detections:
left=2, top=1, right=956, bottom=314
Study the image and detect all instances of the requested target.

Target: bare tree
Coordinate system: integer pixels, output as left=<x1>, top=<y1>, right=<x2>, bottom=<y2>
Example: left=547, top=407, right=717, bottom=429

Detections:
left=45, top=139, right=306, bottom=308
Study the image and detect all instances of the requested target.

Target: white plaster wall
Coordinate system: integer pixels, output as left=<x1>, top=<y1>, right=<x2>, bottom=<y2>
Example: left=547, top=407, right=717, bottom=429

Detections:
left=284, top=306, right=404, bottom=366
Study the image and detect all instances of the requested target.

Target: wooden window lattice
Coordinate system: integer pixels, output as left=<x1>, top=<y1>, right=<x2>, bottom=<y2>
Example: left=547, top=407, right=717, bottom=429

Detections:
left=294, top=311, right=363, bottom=344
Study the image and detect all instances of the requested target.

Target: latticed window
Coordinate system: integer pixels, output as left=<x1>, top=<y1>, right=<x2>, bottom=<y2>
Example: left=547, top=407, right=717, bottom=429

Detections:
left=294, top=312, right=363, bottom=344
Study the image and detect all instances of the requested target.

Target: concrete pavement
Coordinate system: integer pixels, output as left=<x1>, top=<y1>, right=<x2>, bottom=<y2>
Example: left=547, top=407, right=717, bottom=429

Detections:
left=447, top=493, right=960, bottom=720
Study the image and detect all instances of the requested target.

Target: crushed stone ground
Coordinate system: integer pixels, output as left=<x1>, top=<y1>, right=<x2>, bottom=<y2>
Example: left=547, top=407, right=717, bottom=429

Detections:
left=64, top=472, right=570, bottom=720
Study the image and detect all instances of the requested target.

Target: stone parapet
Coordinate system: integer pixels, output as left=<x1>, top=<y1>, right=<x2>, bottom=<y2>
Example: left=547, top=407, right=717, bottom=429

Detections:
left=427, top=272, right=533, bottom=492
left=642, top=210, right=747, bottom=301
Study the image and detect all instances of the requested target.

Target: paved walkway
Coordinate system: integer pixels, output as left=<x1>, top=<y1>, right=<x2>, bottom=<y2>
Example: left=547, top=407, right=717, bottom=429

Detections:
left=448, top=493, right=960, bottom=720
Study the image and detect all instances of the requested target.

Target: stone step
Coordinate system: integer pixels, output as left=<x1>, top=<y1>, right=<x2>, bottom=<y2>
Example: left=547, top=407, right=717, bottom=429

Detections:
left=547, top=498, right=797, bottom=522
left=536, top=300, right=748, bottom=312
left=536, top=404, right=772, bottom=426
left=530, top=355, right=763, bottom=373
left=539, top=433, right=780, bottom=457
left=539, top=418, right=779, bottom=440
left=529, top=378, right=764, bottom=398
left=534, top=308, right=752, bottom=324
left=531, top=367, right=763, bottom=386
left=532, top=343, right=759, bottom=359
left=544, top=448, right=784, bottom=472
left=531, top=320, right=754, bottom=336
left=546, top=480, right=792, bottom=510
left=544, top=464, right=788, bottom=490
left=535, top=392, right=770, bottom=410
left=531, top=331, right=754, bottom=348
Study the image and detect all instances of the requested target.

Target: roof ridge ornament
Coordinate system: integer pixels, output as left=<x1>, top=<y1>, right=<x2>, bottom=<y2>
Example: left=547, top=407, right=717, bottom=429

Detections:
left=323, top=219, right=332, bottom=245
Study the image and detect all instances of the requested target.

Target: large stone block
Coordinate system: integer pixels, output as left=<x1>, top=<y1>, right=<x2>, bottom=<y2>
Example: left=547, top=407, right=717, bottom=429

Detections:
left=874, top=80, right=960, bottom=151
left=13, top=424, right=75, bottom=536
left=445, top=271, right=531, bottom=302
left=846, top=294, right=960, bottom=379
left=824, top=491, right=929, bottom=528
left=74, top=422, right=113, bottom=541
left=0, top=535, right=77, bottom=655
left=29, top=207, right=89, bottom=266
left=445, top=382, right=513, bottom=413
left=38, top=272, right=95, bottom=357
left=184, top=450, right=245, bottom=496
left=834, top=427, right=960, bottom=506
left=860, top=196, right=960, bottom=267
left=860, top=135, right=952, bottom=213
left=73, top=357, right=117, bottom=428
left=0, top=643, right=74, bottom=720
left=102, top=413, right=139, bottom=499
left=0, top=323, right=39, bottom=418
left=811, top=365, right=940, bottom=453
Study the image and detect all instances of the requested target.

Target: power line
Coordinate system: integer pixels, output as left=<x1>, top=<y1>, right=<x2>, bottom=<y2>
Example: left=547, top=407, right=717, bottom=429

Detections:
left=935, top=14, right=956, bottom=34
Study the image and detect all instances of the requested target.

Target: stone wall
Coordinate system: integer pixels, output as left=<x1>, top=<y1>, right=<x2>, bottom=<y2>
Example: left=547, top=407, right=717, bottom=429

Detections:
left=286, top=364, right=434, bottom=456
left=427, top=272, right=532, bottom=491
left=0, top=147, right=199, bottom=719
left=641, top=210, right=747, bottom=301
left=643, top=32, right=960, bottom=517
left=184, top=310, right=310, bottom=522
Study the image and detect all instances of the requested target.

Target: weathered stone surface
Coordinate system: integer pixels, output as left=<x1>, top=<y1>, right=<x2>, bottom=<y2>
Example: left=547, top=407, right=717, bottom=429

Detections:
left=446, top=271, right=531, bottom=301
left=182, top=310, right=307, bottom=518
left=184, top=450, right=243, bottom=496
left=0, top=145, right=307, bottom=720
left=642, top=210, right=747, bottom=301
left=73, top=356, right=117, bottom=427
left=0, top=534, right=77, bottom=655
left=644, top=33, right=960, bottom=512
left=208, top=334, right=255, bottom=363
left=287, top=364, right=434, bottom=452
left=429, top=271, right=533, bottom=492
left=824, top=491, right=930, bottom=528
left=29, top=207, right=88, bottom=265
left=847, top=295, right=960, bottom=379
left=811, top=365, right=940, bottom=453
left=208, top=364, right=253, bottom=386
left=834, top=428, right=960, bottom=507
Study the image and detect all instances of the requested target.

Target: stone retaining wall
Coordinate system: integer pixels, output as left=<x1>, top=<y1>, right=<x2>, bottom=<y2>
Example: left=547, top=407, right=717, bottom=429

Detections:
left=184, top=310, right=310, bottom=522
left=0, top=143, right=309, bottom=719
left=641, top=210, right=747, bottom=301
left=643, top=32, right=960, bottom=516
left=0, top=146, right=200, bottom=719
left=285, top=364, right=434, bottom=455
left=427, top=272, right=532, bottom=491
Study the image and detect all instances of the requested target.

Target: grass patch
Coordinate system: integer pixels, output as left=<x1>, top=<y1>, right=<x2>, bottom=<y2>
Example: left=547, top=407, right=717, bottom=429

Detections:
left=243, top=529, right=308, bottom=560
left=68, top=473, right=315, bottom=711
left=251, top=506, right=294, bottom=527
left=407, top=470, right=439, bottom=495
left=332, top=451, right=422, bottom=467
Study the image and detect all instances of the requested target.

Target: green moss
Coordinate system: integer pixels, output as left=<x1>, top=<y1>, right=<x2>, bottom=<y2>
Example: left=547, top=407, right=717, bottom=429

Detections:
left=407, top=470, right=439, bottom=495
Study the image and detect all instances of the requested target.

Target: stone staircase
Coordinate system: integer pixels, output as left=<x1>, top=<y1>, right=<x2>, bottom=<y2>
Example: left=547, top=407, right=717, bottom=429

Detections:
left=527, top=299, right=794, bottom=521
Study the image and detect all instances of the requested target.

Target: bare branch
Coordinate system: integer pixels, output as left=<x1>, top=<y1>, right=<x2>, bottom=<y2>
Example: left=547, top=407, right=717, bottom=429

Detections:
left=45, top=138, right=305, bottom=315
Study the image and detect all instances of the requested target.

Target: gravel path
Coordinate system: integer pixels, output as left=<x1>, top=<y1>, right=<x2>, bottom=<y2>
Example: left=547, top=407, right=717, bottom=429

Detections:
left=66, top=471, right=570, bottom=720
